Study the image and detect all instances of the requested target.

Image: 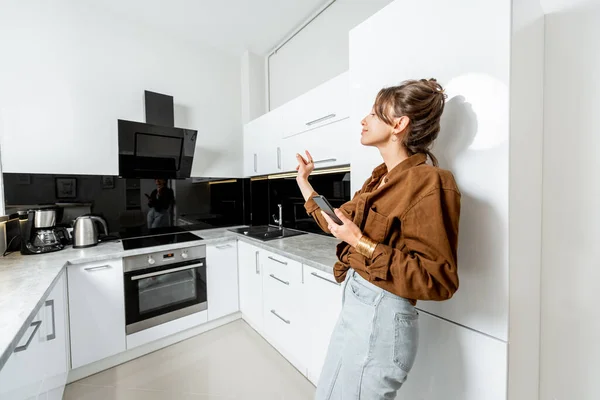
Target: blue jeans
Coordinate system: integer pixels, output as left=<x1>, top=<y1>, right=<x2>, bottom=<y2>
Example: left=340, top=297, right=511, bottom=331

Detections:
left=315, top=270, right=419, bottom=400
left=147, top=208, right=171, bottom=229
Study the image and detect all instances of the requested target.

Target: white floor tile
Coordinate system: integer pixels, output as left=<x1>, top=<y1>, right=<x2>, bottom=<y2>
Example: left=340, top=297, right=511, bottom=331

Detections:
left=66, top=320, right=315, bottom=400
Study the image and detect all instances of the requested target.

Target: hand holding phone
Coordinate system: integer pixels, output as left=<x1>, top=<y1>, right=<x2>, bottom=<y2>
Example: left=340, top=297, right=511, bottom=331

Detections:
left=311, top=195, right=343, bottom=225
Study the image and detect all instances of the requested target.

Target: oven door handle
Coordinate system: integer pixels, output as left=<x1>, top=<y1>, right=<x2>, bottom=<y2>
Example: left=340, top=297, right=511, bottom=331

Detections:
left=130, top=263, right=204, bottom=281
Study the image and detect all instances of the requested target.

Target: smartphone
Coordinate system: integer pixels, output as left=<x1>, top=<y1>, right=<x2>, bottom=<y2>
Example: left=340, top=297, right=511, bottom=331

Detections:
left=311, top=195, right=344, bottom=225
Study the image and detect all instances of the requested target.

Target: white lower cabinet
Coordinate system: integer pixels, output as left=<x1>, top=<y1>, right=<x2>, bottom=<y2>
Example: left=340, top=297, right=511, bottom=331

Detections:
left=303, top=266, right=343, bottom=385
left=238, top=241, right=264, bottom=331
left=68, top=259, right=126, bottom=369
left=0, top=271, right=69, bottom=400
left=207, top=241, right=239, bottom=321
left=397, top=311, right=507, bottom=400
left=39, top=271, right=69, bottom=400
left=261, top=251, right=307, bottom=373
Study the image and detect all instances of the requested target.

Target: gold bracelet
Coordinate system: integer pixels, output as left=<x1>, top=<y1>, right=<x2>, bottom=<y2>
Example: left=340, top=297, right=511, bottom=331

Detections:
left=355, top=235, right=378, bottom=258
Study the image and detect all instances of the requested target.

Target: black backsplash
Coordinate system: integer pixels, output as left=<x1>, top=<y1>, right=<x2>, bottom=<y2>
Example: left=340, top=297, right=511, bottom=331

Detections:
left=2, top=174, right=250, bottom=235
left=251, top=171, right=351, bottom=235
left=3, top=170, right=350, bottom=237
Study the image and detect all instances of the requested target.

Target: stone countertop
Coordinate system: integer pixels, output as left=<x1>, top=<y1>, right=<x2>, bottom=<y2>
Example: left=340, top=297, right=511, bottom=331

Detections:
left=0, top=227, right=339, bottom=371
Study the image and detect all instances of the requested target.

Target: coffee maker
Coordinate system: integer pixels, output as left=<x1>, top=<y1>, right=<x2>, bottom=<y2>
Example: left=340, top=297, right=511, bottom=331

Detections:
left=21, top=208, right=69, bottom=255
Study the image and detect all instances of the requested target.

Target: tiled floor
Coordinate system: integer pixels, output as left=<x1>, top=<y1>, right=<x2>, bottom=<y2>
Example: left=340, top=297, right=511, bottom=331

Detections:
left=64, top=320, right=316, bottom=399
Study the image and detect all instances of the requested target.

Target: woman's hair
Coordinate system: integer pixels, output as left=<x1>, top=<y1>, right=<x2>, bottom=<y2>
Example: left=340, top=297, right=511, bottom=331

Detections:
left=374, top=78, right=447, bottom=167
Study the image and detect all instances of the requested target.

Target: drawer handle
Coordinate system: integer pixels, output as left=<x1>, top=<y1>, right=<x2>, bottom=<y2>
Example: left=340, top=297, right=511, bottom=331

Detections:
left=45, top=299, right=56, bottom=340
left=14, top=320, right=42, bottom=353
left=270, top=274, right=290, bottom=286
left=255, top=251, right=260, bottom=274
left=271, top=310, right=290, bottom=325
left=216, top=244, right=233, bottom=249
left=277, top=147, right=281, bottom=169
left=84, top=265, right=111, bottom=272
left=306, top=113, right=336, bottom=126
left=314, top=158, right=337, bottom=165
left=268, top=256, right=287, bottom=265
left=254, top=153, right=257, bottom=172
left=311, top=272, right=340, bottom=286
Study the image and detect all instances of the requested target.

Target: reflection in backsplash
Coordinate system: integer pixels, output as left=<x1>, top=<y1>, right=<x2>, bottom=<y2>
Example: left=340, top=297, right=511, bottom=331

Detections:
left=2, top=174, right=250, bottom=235
left=2, top=169, right=350, bottom=238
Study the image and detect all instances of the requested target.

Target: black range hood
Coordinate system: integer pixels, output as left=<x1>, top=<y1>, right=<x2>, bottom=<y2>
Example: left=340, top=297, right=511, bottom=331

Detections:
left=118, top=91, right=197, bottom=179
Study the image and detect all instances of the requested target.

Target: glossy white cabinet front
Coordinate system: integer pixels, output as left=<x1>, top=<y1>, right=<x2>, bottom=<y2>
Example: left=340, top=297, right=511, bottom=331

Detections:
left=349, top=0, right=511, bottom=341
left=397, top=311, right=507, bottom=400
left=237, top=241, right=264, bottom=331
left=303, top=265, right=343, bottom=385
left=206, top=241, right=239, bottom=321
left=68, top=259, right=126, bottom=369
left=0, top=271, right=69, bottom=400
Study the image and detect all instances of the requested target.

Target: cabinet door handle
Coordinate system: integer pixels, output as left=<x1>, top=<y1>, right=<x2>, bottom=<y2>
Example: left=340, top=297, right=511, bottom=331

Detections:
left=14, top=320, right=42, bottom=353
left=254, top=153, right=257, bottom=172
left=277, top=147, right=281, bottom=169
left=311, top=272, right=340, bottom=286
left=216, top=244, right=233, bottom=249
left=45, top=299, right=56, bottom=340
left=255, top=251, right=260, bottom=274
left=270, top=310, right=290, bottom=324
left=306, top=113, right=336, bottom=126
left=84, top=265, right=111, bottom=272
left=268, top=256, right=287, bottom=265
left=314, top=158, right=337, bottom=165
left=269, top=274, right=290, bottom=286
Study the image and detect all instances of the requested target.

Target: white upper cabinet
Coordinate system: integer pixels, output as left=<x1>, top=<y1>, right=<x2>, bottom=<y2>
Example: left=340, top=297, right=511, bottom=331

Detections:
left=243, top=72, right=351, bottom=176
left=280, top=72, right=349, bottom=139
left=349, top=0, right=511, bottom=341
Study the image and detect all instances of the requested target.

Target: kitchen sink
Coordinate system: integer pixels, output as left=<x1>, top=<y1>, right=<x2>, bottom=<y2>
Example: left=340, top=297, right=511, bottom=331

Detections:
left=228, top=225, right=307, bottom=241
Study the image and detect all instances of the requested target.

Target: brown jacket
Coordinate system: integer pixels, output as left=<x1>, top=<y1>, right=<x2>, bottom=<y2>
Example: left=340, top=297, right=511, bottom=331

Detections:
left=304, top=153, right=461, bottom=304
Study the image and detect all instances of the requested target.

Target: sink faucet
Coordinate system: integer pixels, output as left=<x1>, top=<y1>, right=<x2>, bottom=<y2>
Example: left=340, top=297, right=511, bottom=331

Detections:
left=272, top=204, right=283, bottom=229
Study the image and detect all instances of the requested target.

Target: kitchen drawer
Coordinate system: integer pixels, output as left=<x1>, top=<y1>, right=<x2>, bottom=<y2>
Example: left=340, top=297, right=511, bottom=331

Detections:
left=262, top=251, right=302, bottom=286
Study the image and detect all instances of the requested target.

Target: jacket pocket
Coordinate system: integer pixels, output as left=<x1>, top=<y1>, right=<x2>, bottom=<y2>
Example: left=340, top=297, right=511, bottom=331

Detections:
left=362, top=208, right=390, bottom=243
left=393, top=312, right=419, bottom=373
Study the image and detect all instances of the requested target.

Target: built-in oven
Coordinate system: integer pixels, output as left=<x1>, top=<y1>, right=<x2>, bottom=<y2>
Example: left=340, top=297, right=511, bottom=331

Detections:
left=123, top=245, right=207, bottom=335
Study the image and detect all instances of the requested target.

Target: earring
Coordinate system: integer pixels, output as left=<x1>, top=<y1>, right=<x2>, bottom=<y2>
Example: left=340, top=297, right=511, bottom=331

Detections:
left=391, top=135, right=398, bottom=142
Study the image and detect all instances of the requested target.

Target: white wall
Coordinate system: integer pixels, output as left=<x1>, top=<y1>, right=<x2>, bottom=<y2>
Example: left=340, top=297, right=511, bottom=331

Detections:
left=268, top=0, right=392, bottom=109
left=241, top=51, right=267, bottom=124
left=507, top=1, right=545, bottom=399
left=0, top=0, right=242, bottom=177
left=541, top=5, right=600, bottom=400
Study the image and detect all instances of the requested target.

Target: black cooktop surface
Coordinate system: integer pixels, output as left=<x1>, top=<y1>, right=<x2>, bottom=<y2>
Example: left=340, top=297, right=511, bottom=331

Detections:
left=121, top=232, right=202, bottom=251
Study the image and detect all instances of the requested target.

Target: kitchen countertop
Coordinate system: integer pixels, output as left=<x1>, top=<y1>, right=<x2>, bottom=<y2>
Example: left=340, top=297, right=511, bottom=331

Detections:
left=0, top=226, right=339, bottom=371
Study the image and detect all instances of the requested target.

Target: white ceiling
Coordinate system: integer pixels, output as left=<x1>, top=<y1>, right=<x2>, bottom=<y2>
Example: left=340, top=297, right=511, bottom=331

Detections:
left=87, top=0, right=330, bottom=56
left=540, top=0, right=600, bottom=13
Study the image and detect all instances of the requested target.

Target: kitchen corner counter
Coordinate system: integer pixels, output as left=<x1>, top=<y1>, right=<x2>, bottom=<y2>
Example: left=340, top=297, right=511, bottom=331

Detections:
left=0, top=227, right=339, bottom=372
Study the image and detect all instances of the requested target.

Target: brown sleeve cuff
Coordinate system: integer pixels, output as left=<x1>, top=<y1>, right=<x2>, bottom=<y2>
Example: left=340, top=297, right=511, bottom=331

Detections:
left=366, top=243, right=394, bottom=281
left=304, top=191, right=320, bottom=214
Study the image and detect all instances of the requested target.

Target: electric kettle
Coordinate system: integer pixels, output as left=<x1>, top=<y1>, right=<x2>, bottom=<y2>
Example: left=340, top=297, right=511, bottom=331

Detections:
left=72, top=215, right=108, bottom=248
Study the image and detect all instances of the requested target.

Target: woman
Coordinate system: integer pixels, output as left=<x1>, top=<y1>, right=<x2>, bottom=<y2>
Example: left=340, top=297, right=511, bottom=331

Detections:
left=295, top=79, right=461, bottom=399
left=146, top=179, right=175, bottom=229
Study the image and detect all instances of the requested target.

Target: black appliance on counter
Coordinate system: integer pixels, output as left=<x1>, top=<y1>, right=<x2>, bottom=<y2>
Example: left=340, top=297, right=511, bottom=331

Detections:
left=123, top=244, right=207, bottom=334
left=20, top=208, right=69, bottom=255
left=118, top=91, right=197, bottom=179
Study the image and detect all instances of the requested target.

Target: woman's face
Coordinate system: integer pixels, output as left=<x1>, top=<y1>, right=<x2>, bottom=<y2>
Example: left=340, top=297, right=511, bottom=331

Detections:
left=360, top=107, right=394, bottom=147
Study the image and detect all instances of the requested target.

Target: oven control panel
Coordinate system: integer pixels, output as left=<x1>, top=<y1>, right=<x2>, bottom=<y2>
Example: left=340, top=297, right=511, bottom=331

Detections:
left=124, top=245, right=206, bottom=273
